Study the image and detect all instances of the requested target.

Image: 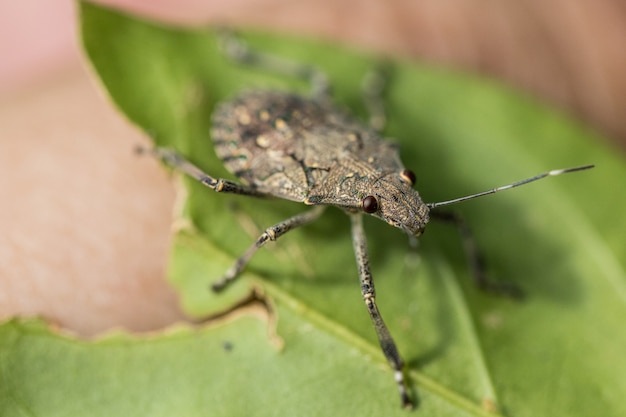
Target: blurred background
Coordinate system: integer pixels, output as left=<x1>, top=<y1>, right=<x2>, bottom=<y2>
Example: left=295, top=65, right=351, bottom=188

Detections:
left=1, top=0, right=624, bottom=336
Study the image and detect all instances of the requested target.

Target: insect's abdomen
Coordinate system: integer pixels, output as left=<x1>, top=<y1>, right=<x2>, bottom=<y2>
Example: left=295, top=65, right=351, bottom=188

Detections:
left=211, top=91, right=343, bottom=200
left=211, top=90, right=404, bottom=204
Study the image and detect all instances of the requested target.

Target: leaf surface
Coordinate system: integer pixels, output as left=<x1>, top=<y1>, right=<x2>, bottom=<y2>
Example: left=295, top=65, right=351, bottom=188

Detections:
left=2, top=2, right=624, bottom=416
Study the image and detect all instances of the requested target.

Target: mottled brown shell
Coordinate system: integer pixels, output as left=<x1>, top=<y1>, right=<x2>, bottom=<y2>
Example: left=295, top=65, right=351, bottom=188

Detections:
left=211, top=90, right=430, bottom=234
left=211, top=91, right=404, bottom=205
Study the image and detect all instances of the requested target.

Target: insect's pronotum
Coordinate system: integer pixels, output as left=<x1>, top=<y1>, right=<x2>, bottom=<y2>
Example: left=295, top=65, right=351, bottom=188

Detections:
left=140, top=32, right=593, bottom=409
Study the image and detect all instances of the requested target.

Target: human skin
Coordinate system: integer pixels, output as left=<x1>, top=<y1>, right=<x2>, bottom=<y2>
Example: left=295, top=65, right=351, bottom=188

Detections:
left=1, top=0, right=624, bottom=336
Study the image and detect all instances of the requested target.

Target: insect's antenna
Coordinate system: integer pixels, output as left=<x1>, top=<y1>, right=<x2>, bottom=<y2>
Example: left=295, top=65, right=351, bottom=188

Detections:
left=426, top=164, right=594, bottom=209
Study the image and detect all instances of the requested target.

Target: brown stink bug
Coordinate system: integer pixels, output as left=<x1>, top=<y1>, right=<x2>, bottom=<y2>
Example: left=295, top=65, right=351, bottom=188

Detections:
left=139, top=31, right=593, bottom=409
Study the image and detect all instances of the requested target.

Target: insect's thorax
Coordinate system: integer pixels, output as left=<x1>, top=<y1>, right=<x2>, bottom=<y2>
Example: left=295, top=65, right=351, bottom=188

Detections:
left=211, top=90, right=429, bottom=235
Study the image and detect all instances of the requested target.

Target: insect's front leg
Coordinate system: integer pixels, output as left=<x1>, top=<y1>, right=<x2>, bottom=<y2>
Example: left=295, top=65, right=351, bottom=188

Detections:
left=349, top=213, right=413, bottom=409
left=430, top=210, right=523, bottom=298
left=137, top=146, right=266, bottom=198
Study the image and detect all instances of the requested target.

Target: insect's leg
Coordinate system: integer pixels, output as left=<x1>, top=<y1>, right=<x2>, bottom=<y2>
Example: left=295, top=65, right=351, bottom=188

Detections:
left=213, top=205, right=327, bottom=292
left=361, top=63, right=391, bottom=132
left=217, top=29, right=330, bottom=100
left=137, top=146, right=265, bottom=198
left=430, top=210, right=523, bottom=298
left=349, top=213, right=413, bottom=409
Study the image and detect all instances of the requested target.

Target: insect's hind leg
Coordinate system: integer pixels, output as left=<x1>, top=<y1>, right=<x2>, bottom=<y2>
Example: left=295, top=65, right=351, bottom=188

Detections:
left=213, top=205, right=327, bottom=292
left=136, top=146, right=266, bottom=198
left=361, top=63, right=392, bottom=132
left=217, top=29, right=330, bottom=100
left=431, top=210, right=523, bottom=298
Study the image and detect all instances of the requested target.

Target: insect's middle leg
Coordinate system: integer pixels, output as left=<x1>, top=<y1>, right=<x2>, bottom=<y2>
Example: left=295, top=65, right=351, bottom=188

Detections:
left=212, top=205, right=327, bottom=292
left=349, top=213, right=413, bottom=409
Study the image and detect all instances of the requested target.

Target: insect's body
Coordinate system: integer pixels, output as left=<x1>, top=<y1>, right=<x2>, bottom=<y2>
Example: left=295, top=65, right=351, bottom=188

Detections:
left=143, top=33, right=593, bottom=409
left=212, top=91, right=429, bottom=235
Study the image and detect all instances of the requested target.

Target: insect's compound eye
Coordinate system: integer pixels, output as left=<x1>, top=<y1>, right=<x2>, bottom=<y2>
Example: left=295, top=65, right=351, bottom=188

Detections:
left=400, top=169, right=416, bottom=186
left=362, top=195, right=379, bottom=213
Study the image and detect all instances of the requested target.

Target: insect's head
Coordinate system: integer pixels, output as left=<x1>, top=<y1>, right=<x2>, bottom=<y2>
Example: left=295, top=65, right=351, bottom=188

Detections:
left=362, top=169, right=430, bottom=236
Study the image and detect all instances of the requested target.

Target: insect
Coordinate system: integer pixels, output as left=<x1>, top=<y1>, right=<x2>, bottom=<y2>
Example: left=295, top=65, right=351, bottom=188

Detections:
left=139, top=32, right=593, bottom=409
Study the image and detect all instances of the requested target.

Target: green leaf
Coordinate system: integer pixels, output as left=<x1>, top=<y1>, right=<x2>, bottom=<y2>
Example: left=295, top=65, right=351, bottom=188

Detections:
left=2, top=1, right=624, bottom=416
